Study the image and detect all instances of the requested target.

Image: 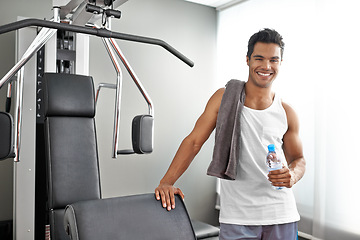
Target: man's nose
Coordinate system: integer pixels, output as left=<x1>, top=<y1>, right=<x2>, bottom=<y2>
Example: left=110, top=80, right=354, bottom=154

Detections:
left=262, top=60, right=271, bottom=70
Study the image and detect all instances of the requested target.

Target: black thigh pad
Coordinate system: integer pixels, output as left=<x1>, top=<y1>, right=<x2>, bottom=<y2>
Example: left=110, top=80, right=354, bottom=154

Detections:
left=0, top=112, right=14, bottom=160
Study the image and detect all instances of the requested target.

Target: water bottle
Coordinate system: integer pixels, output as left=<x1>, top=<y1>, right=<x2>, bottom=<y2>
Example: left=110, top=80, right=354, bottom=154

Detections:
left=266, top=144, right=283, bottom=190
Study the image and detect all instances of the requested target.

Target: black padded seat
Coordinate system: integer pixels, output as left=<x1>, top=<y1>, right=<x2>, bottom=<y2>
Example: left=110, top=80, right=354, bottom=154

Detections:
left=192, top=219, right=220, bottom=239
left=64, top=193, right=196, bottom=240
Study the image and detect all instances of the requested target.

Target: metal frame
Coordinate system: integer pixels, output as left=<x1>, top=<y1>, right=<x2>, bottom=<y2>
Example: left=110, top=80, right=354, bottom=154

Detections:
left=98, top=31, right=154, bottom=158
left=0, top=2, right=194, bottom=238
left=109, top=38, right=154, bottom=116
left=0, top=18, right=194, bottom=71
left=0, top=17, right=192, bottom=160
left=54, top=0, right=128, bottom=26
left=12, top=11, right=60, bottom=162
left=0, top=12, right=60, bottom=88
left=13, top=22, right=39, bottom=240
left=0, top=5, right=193, bottom=162
left=102, top=37, right=124, bottom=158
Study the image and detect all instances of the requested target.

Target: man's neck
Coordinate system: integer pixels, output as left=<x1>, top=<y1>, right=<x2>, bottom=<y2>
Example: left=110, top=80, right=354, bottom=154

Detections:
left=244, top=82, right=275, bottom=110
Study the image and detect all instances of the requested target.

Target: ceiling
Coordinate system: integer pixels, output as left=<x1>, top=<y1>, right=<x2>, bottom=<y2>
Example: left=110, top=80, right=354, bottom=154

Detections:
left=184, top=0, right=249, bottom=10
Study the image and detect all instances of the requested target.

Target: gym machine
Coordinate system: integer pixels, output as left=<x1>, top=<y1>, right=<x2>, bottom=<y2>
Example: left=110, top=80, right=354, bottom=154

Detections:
left=0, top=0, right=219, bottom=239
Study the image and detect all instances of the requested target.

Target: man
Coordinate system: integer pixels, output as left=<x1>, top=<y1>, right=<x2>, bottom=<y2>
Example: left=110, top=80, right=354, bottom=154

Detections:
left=155, top=28, right=306, bottom=240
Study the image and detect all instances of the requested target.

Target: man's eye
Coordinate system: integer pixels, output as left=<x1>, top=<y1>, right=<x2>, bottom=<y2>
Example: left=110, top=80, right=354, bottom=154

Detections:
left=271, top=60, right=279, bottom=63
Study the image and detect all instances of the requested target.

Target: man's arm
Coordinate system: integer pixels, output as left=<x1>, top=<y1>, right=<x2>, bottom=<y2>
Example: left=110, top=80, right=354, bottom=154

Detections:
left=268, top=102, right=306, bottom=188
left=155, top=88, right=224, bottom=210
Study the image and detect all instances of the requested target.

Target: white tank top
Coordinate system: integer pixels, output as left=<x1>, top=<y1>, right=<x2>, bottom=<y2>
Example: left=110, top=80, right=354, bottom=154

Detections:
left=219, top=94, right=300, bottom=225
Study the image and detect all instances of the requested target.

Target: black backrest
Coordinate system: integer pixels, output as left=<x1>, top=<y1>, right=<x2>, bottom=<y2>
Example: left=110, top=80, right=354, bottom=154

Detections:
left=43, top=73, right=101, bottom=240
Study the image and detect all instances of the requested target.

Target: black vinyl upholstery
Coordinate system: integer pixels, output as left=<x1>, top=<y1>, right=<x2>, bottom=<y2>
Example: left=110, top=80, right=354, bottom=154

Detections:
left=44, top=73, right=95, bottom=118
left=132, top=114, right=153, bottom=154
left=43, top=73, right=196, bottom=240
left=50, top=209, right=71, bottom=240
left=45, top=117, right=101, bottom=209
left=191, top=220, right=220, bottom=239
left=0, top=112, right=14, bottom=160
left=64, top=193, right=196, bottom=240
left=44, top=73, right=101, bottom=240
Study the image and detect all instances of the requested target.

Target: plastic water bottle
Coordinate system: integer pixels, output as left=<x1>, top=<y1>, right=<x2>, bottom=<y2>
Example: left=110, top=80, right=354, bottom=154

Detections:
left=266, top=144, right=283, bottom=190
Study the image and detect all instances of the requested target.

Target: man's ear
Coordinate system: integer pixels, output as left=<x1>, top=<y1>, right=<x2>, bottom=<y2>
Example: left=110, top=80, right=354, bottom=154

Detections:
left=246, top=56, right=250, bottom=66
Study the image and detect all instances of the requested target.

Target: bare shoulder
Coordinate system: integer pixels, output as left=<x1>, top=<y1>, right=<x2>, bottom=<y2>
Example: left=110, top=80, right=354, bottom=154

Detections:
left=206, top=88, right=225, bottom=113
left=281, top=101, right=296, bottom=116
left=212, top=88, right=225, bottom=101
left=281, top=101, right=299, bottom=131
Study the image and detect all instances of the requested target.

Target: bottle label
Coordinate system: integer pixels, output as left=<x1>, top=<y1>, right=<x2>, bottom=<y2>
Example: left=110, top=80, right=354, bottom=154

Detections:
left=268, top=162, right=282, bottom=172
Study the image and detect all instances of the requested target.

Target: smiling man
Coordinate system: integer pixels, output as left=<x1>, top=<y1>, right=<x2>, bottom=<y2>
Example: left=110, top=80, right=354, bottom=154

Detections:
left=155, top=29, right=306, bottom=240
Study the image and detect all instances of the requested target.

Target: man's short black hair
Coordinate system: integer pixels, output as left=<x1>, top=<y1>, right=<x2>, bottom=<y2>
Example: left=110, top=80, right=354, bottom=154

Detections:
left=247, top=28, right=285, bottom=59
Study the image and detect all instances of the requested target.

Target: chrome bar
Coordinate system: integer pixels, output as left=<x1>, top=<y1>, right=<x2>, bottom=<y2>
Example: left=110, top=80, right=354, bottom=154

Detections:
left=95, top=83, right=116, bottom=104
left=6, top=82, right=13, bottom=112
left=0, top=18, right=194, bottom=69
left=108, top=38, right=154, bottom=116
left=12, top=8, right=60, bottom=162
left=6, top=82, right=12, bottom=97
left=102, top=37, right=123, bottom=159
left=13, top=30, right=58, bottom=162
left=13, top=68, right=24, bottom=162
left=0, top=10, right=60, bottom=89
left=0, top=28, right=57, bottom=89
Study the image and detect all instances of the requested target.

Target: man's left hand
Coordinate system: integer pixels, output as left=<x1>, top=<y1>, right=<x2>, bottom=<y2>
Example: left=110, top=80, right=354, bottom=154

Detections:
left=268, top=166, right=296, bottom=188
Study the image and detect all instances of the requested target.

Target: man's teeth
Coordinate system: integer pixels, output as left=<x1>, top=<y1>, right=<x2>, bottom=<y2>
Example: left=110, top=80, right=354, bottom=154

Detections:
left=258, top=72, right=271, bottom=76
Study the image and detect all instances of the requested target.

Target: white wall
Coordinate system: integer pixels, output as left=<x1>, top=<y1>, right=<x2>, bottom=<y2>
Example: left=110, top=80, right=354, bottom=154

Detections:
left=217, top=0, right=317, bottom=222
left=217, top=0, right=360, bottom=238
left=0, top=0, right=219, bottom=225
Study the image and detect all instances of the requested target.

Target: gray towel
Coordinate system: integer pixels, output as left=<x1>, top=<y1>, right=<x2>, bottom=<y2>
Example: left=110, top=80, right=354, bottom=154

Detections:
left=207, top=79, right=246, bottom=180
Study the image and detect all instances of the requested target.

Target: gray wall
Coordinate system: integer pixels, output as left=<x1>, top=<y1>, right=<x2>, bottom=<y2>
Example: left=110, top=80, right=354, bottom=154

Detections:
left=0, top=0, right=219, bottom=225
left=91, top=0, right=219, bottom=225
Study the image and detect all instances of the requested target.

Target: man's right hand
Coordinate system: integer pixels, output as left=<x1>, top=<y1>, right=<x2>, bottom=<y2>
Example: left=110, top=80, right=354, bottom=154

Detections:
left=155, top=183, right=184, bottom=211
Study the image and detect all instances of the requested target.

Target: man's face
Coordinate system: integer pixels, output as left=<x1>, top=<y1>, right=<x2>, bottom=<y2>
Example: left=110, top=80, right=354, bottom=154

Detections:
left=246, top=42, right=282, bottom=89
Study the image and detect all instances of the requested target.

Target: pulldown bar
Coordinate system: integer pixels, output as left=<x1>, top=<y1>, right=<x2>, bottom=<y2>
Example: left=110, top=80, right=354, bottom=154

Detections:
left=0, top=17, right=194, bottom=88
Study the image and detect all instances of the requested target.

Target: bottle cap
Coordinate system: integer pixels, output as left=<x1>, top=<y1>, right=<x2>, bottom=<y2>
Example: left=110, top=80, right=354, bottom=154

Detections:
left=268, top=144, right=275, bottom=152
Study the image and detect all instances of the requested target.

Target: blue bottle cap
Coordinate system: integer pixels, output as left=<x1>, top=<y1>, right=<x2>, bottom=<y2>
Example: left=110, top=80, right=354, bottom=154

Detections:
left=268, top=144, right=275, bottom=152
